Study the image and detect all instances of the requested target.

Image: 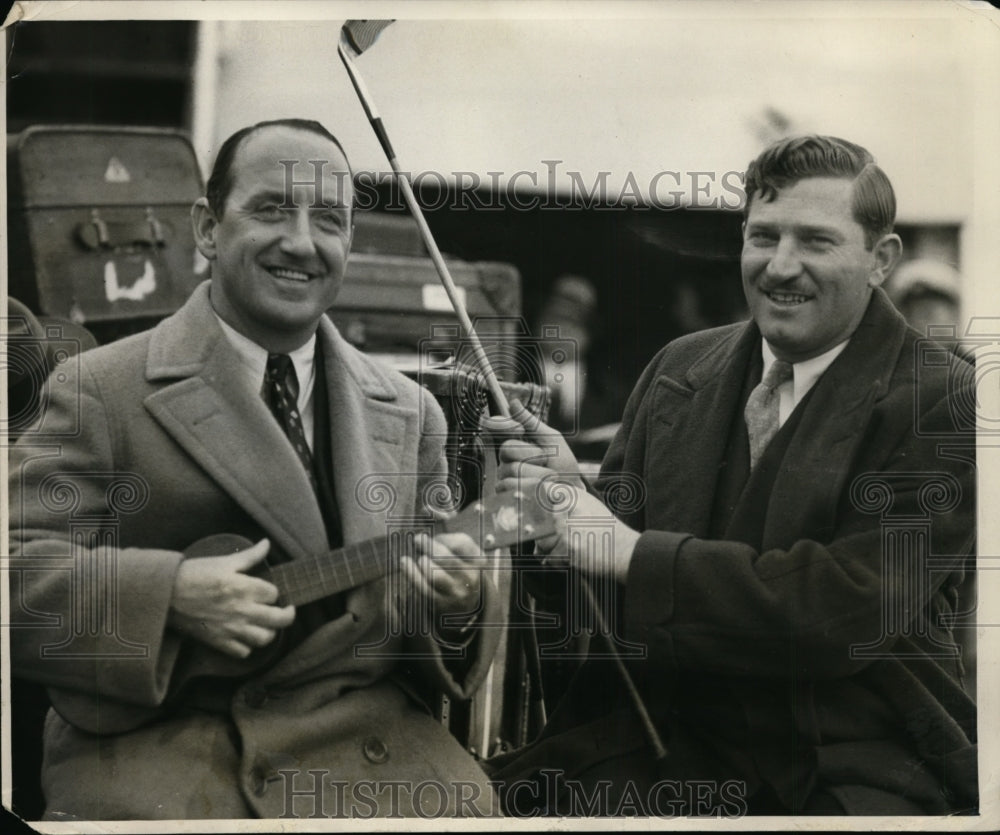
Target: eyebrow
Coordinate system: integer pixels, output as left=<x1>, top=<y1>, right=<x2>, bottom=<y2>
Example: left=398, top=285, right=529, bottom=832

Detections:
left=310, top=199, right=352, bottom=211
left=797, top=224, right=844, bottom=238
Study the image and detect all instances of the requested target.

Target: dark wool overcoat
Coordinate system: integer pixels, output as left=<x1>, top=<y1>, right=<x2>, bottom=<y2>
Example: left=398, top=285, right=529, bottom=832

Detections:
left=493, top=289, right=977, bottom=816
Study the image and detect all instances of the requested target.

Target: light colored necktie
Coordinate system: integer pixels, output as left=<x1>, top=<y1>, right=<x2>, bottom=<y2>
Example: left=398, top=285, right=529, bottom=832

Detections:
left=744, top=359, right=793, bottom=470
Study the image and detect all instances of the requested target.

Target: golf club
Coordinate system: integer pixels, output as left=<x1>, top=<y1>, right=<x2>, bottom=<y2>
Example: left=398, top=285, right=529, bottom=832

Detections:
left=337, top=18, right=668, bottom=767
left=338, top=19, right=511, bottom=418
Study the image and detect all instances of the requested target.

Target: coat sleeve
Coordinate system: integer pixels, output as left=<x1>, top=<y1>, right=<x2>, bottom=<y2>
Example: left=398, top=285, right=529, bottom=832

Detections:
left=8, top=358, right=185, bottom=707
left=401, top=385, right=502, bottom=700
left=616, top=365, right=975, bottom=681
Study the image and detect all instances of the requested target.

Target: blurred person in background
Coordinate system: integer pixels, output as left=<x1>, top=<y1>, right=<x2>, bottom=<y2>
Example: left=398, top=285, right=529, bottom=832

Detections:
left=885, top=258, right=962, bottom=336
left=533, top=274, right=624, bottom=463
left=535, top=274, right=598, bottom=432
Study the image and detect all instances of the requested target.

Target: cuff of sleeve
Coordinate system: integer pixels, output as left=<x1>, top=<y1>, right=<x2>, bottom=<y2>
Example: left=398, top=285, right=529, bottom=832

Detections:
left=623, top=529, right=691, bottom=647
left=408, top=575, right=504, bottom=700
left=435, top=611, right=480, bottom=651
left=448, top=575, right=505, bottom=698
left=93, top=547, right=185, bottom=705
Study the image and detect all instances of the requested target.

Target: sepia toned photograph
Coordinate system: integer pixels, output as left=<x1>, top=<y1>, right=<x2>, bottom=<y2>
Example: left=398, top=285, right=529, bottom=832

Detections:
left=2, top=0, right=998, bottom=830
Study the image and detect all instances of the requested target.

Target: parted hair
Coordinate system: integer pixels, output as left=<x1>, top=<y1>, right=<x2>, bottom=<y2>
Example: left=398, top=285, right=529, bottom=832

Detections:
left=743, top=135, right=896, bottom=248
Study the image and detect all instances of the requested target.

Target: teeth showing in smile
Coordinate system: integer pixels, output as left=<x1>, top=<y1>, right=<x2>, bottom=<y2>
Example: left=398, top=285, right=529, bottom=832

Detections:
left=269, top=267, right=310, bottom=282
left=766, top=291, right=809, bottom=304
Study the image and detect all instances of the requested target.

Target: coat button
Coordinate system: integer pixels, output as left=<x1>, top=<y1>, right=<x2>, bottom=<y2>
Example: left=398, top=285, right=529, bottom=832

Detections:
left=363, top=736, right=389, bottom=764
left=244, top=687, right=268, bottom=708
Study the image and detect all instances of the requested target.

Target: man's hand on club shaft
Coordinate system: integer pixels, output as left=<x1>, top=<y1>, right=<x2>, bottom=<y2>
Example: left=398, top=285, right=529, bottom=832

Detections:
left=504, top=398, right=586, bottom=490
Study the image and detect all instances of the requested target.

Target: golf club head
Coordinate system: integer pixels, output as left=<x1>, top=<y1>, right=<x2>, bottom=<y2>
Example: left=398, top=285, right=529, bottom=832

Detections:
left=340, top=19, right=395, bottom=56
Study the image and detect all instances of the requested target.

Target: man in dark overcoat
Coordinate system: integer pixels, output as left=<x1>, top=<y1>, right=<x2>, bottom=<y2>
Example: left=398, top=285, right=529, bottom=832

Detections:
left=493, top=135, right=977, bottom=816
left=8, top=119, right=501, bottom=819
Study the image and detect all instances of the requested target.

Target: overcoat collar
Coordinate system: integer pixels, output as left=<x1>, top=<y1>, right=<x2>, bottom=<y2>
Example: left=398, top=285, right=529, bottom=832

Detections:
left=651, top=288, right=907, bottom=544
left=763, top=288, right=907, bottom=547
left=141, top=281, right=410, bottom=559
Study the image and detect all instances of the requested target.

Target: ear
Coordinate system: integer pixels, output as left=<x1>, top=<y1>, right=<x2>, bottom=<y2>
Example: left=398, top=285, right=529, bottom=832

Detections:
left=191, top=197, right=219, bottom=260
left=867, top=233, right=903, bottom=288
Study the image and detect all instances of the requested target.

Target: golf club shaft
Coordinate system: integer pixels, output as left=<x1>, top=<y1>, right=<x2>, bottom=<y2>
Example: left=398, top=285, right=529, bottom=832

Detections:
left=336, top=23, right=668, bottom=768
left=338, top=42, right=511, bottom=417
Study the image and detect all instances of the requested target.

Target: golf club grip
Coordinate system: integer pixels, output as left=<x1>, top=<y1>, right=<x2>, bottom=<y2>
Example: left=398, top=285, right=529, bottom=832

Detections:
left=370, top=117, right=397, bottom=164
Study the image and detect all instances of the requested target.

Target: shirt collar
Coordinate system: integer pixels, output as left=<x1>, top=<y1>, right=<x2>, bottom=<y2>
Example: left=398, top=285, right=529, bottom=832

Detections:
left=213, top=313, right=317, bottom=393
left=761, top=338, right=849, bottom=408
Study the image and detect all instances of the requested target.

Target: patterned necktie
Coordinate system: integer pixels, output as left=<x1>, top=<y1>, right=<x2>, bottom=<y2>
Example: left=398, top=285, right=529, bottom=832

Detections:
left=264, top=353, right=318, bottom=491
left=744, top=359, right=794, bottom=470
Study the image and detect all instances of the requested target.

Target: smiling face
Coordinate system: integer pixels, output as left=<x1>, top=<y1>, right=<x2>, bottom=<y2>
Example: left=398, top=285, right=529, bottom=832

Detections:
left=741, top=177, right=900, bottom=364
left=192, top=125, right=354, bottom=352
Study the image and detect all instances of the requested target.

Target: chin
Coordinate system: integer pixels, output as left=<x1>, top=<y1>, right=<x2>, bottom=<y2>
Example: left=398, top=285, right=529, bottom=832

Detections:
left=759, top=310, right=811, bottom=338
left=760, top=329, right=809, bottom=360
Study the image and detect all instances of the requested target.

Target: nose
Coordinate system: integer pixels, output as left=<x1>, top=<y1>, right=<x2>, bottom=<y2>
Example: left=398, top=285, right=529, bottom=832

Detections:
left=278, top=208, right=318, bottom=259
left=765, top=236, right=802, bottom=282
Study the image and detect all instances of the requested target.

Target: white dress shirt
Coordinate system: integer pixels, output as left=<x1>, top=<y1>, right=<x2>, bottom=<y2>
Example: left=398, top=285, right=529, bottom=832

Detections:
left=761, top=339, right=849, bottom=427
left=214, top=314, right=318, bottom=451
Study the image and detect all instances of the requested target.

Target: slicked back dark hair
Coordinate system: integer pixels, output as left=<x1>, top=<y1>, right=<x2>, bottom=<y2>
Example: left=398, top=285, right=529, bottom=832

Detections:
left=743, top=135, right=896, bottom=249
left=205, top=118, right=353, bottom=218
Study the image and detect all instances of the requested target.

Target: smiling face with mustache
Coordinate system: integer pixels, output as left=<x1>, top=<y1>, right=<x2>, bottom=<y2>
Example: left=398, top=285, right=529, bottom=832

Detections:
left=741, top=176, right=901, bottom=364
left=193, top=124, right=354, bottom=353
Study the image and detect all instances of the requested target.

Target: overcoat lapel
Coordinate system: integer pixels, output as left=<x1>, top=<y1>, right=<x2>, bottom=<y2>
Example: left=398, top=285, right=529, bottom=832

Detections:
left=646, top=323, right=759, bottom=536
left=140, top=283, right=418, bottom=559
left=651, top=289, right=906, bottom=548
left=314, top=314, right=417, bottom=545
left=760, top=290, right=906, bottom=549
left=141, top=284, right=326, bottom=560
